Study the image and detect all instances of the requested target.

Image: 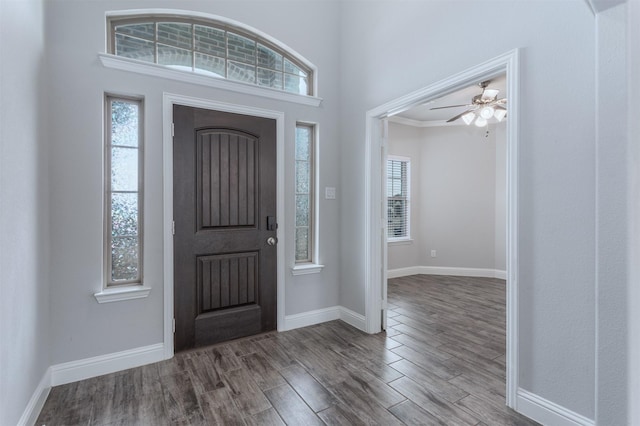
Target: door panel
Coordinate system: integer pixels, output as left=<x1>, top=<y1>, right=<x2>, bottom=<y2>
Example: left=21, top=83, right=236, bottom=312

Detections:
left=198, top=131, right=257, bottom=229
left=173, top=105, right=277, bottom=352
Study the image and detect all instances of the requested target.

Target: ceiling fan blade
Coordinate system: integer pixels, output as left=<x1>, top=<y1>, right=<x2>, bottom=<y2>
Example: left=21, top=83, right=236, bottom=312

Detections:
left=481, top=88, right=500, bottom=101
left=495, top=98, right=507, bottom=104
left=430, top=104, right=471, bottom=110
left=495, top=105, right=507, bottom=110
left=446, top=109, right=474, bottom=123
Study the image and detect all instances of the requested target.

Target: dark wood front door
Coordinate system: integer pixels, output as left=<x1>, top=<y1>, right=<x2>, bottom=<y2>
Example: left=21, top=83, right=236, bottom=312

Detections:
left=173, top=105, right=277, bottom=352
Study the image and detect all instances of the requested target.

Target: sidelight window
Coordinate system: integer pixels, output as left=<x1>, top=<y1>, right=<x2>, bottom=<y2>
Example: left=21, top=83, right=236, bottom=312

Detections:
left=108, top=16, right=314, bottom=96
left=387, top=156, right=410, bottom=240
left=105, top=95, right=144, bottom=287
left=294, top=124, right=315, bottom=263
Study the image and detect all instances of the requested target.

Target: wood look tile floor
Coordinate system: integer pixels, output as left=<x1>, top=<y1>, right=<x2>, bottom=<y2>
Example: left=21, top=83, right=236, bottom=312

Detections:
left=37, top=275, right=539, bottom=425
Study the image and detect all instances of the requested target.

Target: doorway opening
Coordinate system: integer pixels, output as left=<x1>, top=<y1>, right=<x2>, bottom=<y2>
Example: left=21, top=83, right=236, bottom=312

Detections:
left=162, top=94, right=286, bottom=358
left=363, top=49, right=520, bottom=408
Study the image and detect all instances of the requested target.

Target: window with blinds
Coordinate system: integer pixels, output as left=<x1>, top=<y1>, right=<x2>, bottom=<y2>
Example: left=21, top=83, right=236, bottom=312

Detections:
left=387, top=157, right=410, bottom=240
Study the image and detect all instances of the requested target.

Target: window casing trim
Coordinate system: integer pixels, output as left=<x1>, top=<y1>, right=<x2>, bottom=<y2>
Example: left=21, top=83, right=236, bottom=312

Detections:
left=292, top=122, right=323, bottom=274
left=294, top=122, right=315, bottom=264
left=98, top=54, right=322, bottom=107
left=94, top=285, right=151, bottom=304
left=104, top=9, right=319, bottom=100
left=103, top=94, right=145, bottom=291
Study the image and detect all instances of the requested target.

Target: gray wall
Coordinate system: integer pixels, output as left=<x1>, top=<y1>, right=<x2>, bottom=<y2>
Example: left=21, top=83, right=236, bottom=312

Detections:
left=0, top=0, right=51, bottom=424
left=595, top=3, right=628, bottom=424
left=387, top=122, right=506, bottom=273
left=494, top=123, right=507, bottom=271
left=45, top=0, right=342, bottom=365
left=338, top=0, right=596, bottom=419
left=628, top=3, right=640, bottom=424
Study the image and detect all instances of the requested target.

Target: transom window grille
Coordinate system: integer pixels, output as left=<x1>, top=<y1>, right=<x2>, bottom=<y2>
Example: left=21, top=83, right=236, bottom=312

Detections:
left=105, top=95, right=144, bottom=286
left=295, top=124, right=315, bottom=263
left=108, top=17, right=313, bottom=96
left=387, top=157, right=410, bottom=240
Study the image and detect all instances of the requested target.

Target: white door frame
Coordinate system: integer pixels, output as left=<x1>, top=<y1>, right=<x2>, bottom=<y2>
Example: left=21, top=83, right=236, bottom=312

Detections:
left=363, top=49, right=520, bottom=408
left=161, top=93, right=286, bottom=359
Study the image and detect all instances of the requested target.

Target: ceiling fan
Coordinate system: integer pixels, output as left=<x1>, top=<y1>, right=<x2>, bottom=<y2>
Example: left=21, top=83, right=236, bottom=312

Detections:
left=431, top=80, right=507, bottom=126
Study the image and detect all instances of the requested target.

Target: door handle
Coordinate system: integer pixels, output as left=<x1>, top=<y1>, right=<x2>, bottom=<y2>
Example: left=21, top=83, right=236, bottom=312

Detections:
left=266, top=237, right=278, bottom=246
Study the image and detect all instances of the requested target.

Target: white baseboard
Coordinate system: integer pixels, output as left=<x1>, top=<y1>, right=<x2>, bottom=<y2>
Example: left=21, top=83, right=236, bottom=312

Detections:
left=516, top=388, right=594, bottom=426
left=339, top=306, right=367, bottom=331
left=18, top=367, right=51, bottom=426
left=50, top=343, right=165, bottom=386
left=283, top=306, right=341, bottom=331
left=388, top=266, right=506, bottom=280
left=283, top=305, right=367, bottom=333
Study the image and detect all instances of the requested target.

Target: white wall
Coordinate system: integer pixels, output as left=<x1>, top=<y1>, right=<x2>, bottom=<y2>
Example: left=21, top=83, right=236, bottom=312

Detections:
left=339, top=0, right=596, bottom=420
left=387, top=122, right=506, bottom=273
left=45, top=0, right=342, bottom=365
left=0, top=0, right=51, bottom=424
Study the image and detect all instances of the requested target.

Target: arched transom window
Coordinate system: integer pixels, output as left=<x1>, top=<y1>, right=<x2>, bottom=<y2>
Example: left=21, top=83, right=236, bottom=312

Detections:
left=108, top=15, right=314, bottom=96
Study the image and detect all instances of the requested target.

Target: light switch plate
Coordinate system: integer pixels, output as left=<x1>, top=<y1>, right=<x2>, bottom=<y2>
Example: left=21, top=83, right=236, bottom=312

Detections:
left=325, top=187, right=336, bottom=200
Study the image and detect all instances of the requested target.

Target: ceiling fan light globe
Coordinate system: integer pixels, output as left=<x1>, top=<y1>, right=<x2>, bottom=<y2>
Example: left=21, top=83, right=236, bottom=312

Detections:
left=475, top=116, right=488, bottom=127
left=494, top=109, right=507, bottom=121
left=482, top=88, right=500, bottom=101
left=462, top=111, right=475, bottom=125
left=480, top=106, right=495, bottom=119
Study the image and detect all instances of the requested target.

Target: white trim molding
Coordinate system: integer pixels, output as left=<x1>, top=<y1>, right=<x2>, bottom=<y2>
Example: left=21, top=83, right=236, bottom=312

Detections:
left=283, top=306, right=340, bottom=330
left=282, top=305, right=367, bottom=332
left=94, top=285, right=151, bottom=303
left=364, top=48, right=520, bottom=409
left=387, top=266, right=507, bottom=280
left=291, top=263, right=325, bottom=275
left=387, top=115, right=483, bottom=128
left=516, top=388, right=595, bottom=426
left=339, top=306, right=367, bottom=331
left=162, top=94, right=287, bottom=359
left=99, top=55, right=322, bottom=107
left=17, top=368, right=51, bottom=426
left=51, top=343, right=164, bottom=386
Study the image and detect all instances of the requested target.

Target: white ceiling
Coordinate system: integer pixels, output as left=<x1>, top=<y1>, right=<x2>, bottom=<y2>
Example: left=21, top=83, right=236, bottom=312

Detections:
left=393, top=74, right=507, bottom=124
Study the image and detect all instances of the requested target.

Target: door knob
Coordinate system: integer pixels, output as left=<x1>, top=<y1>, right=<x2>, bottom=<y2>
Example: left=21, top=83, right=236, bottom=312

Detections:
left=267, top=237, right=278, bottom=246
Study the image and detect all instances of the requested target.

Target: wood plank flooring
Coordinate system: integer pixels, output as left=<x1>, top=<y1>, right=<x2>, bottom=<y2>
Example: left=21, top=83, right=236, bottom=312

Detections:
left=37, top=275, right=539, bottom=425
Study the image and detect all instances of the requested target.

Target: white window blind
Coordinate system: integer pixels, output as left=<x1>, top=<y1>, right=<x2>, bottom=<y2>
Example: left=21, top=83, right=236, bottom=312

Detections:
left=387, top=157, right=410, bottom=239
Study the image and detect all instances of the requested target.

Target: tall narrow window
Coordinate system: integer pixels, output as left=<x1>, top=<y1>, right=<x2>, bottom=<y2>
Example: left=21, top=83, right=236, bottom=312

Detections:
left=295, top=124, right=314, bottom=263
left=387, top=157, right=410, bottom=240
left=105, top=95, right=143, bottom=286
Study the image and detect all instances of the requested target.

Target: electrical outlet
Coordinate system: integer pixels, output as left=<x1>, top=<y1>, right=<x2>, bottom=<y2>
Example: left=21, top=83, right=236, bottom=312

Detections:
left=431, top=250, right=437, bottom=258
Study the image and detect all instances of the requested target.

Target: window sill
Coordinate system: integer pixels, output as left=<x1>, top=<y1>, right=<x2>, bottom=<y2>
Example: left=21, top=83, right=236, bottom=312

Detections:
left=388, top=238, right=414, bottom=246
left=98, top=53, right=323, bottom=107
left=94, top=285, right=152, bottom=304
left=291, top=263, right=325, bottom=276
